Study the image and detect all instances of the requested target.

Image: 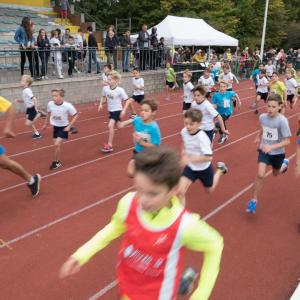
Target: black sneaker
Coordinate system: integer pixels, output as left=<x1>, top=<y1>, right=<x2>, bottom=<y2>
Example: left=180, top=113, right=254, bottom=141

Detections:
left=49, top=161, right=62, bottom=170
left=32, top=133, right=42, bottom=139
left=217, top=133, right=228, bottom=145
left=70, top=127, right=78, bottom=134
left=178, top=267, right=197, bottom=295
left=216, top=162, right=228, bottom=174
left=27, top=174, right=41, bottom=198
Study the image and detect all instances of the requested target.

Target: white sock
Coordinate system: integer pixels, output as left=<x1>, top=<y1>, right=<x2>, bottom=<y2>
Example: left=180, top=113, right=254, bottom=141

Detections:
left=28, top=176, right=35, bottom=185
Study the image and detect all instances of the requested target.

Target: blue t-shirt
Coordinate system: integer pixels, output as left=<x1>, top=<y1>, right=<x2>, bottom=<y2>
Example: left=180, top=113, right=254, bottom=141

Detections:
left=251, top=69, right=261, bottom=85
left=133, top=116, right=161, bottom=153
left=212, top=91, right=236, bottom=116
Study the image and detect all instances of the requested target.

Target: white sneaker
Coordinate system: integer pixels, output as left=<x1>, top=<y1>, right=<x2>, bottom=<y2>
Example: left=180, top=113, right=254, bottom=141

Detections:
left=58, top=75, right=64, bottom=79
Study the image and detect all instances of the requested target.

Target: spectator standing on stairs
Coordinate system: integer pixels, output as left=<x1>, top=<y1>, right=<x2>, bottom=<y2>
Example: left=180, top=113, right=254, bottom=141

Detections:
left=60, top=0, right=70, bottom=25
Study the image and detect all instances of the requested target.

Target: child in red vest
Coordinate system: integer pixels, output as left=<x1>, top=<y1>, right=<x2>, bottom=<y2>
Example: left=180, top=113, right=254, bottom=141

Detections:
left=60, top=147, right=223, bottom=300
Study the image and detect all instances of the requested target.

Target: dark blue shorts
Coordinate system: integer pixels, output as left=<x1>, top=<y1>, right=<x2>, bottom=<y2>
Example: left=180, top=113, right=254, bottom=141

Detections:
left=53, top=126, right=69, bottom=140
left=287, top=94, right=295, bottom=103
left=204, top=130, right=214, bottom=143
left=257, top=150, right=285, bottom=170
left=166, top=81, right=175, bottom=88
left=182, top=164, right=214, bottom=188
left=257, top=92, right=268, bottom=101
left=26, top=106, right=38, bottom=121
left=182, top=102, right=191, bottom=111
left=132, top=95, right=144, bottom=103
left=109, top=111, right=121, bottom=122
left=0, top=144, right=5, bottom=155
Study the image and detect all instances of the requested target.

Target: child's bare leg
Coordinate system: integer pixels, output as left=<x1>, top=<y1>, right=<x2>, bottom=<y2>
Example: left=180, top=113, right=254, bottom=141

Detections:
left=206, top=169, right=223, bottom=193
left=3, top=105, right=16, bottom=138
left=127, top=159, right=135, bottom=177
left=0, top=154, right=31, bottom=181
left=177, top=176, right=193, bottom=206
left=165, top=86, right=170, bottom=100
left=108, top=119, right=116, bottom=146
left=253, top=162, right=267, bottom=200
left=54, top=138, right=63, bottom=161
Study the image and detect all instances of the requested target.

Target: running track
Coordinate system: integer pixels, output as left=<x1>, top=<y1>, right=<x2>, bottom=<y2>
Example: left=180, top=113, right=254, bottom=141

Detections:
left=1, top=81, right=300, bottom=300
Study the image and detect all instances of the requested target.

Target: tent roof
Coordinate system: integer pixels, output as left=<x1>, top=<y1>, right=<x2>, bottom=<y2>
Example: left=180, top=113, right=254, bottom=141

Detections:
left=132, top=15, right=238, bottom=47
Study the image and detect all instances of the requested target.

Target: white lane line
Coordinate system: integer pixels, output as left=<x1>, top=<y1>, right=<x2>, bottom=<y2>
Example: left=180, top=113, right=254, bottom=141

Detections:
left=290, top=283, right=300, bottom=300
left=87, top=152, right=296, bottom=300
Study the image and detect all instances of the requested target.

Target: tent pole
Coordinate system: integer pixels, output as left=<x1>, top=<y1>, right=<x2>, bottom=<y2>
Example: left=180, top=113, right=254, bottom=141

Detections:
left=208, top=45, right=211, bottom=63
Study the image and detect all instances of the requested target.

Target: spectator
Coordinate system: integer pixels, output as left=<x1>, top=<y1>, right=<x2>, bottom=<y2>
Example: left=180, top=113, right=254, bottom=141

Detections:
left=56, top=28, right=63, bottom=44
left=223, top=48, right=232, bottom=63
left=192, top=49, right=206, bottom=63
left=37, top=28, right=50, bottom=79
left=158, top=37, right=165, bottom=67
left=138, top=24, right=150, bottom=71
left=87, top=26, right=100, bottom=74
left=295, top=49, right=300, bottom=71
left=74, top=28, right=85, bottom=72
left=50, top=29, right=64, bottom=79
left=60, top=0, right=70, bottom=24
left=64, top=35, right=76, bottom=77
left=14, top=17, right=40, bottom=79
left=183, top=47, right=192, bottom=62
left=105, top=30, right=119, bottom=69
left=120, top=30, right=131, bottom=72
left=150, top=27, right=159, bottom=70
left=62, top=28, right=71, bottom=45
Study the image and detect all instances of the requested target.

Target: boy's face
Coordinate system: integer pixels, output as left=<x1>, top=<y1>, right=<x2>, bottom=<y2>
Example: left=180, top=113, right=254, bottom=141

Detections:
left=272, top=74, right=278, bottom=82
left=134, top=172, right=176, bottom=212
left=184, top=117, right=200, bottom=135
left=267, top=100, right=281, bottom=117
left=68, top=38, right=74, bottom=44
left=182, top=73, right=190, bottom=82
left=132, top=70, right=140, bottom=78
left=259, top=64, right=264, bottom=70
left=204, top=71, right=210, bottom=78
left=103, top=66, right=109, bottom=74
left=107, top=76, right=117, bottom=87
left=219, top=83, right=227, bottom=93
left=20, top=77, right=28, bottom=87
left=52, top=92, right=63, bottom=104
left=140, top=104, right=155, bottom=121
left=193, top=91, right=205, bottom=103
left=287, top=63, right=292, bottom=69
left=286, top=72, right=292, bottom=79
left=268, top=60, right=272, bottom=65
left=224, top=68, right=229, bottom=74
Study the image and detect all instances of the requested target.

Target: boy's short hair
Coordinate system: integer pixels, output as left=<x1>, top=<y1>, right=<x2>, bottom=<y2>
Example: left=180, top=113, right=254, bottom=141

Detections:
left=134, top=147, right=181, bottom=189
left=192, top=85, right=206, bottom=95
left=140, top=99, right=158, bottom=112
left=103, top=64, right=113, bottom=71
left=108, top=71, right=121, bottom=81
left=223, top=64, right=230, bottom=70
left=22, top=75, right=33, bottom=86
left=184, top=108, right=203, bottom=122
left=260, top=69, right=266, bottom=74
left=204, top=68, right=210, bottom=73
left=219, top=80, right=228, bottom=87
left=133, top=67, right=140, bottom=72
left=87, top=26, right=93, bottom=32
left=51, top=88, right=65, bottom=97
left=183, top=69, right=192, bottom=78
left=267, top=92, right=281, bottom=103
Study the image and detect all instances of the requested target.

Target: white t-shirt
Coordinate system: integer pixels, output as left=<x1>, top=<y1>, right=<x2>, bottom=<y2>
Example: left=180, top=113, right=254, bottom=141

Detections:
left=191, top=100, right=219, bottom=131
left=132, top=77, right=145, bottom=96
left=22, top=87, right=34, bottom=108
left=183, top=81, right=194, bottom=103
left=75, top=34, right=83, bottom=47
left=181, top=127, right=212, bottom=171
left=102, top=73, right=108, bottom=85
left=284, top=78, right=298, bottom=95
left=220, top=72, right=234, bottom=89
left=102, top=86, right=128, bottom=112
left=47, top=101, right=77, bottom=127
left=198, top=76, right=215, bottom=92
left=265, top=65, right=275, bottom=77
left=50, top=37, right=62, bottom=59
left=257, top=77, right=269, bottom=93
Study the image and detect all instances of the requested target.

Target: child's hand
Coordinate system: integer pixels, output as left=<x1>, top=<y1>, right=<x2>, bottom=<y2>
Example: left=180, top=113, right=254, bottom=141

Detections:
left=180, top=155, right=190, bottom=167
left=63, top=126, right=70, bottom=132
left=261, top=144, right=273, bottom=153
left=59, top=257, right=81, bottom=279
left=254, top=136, right=260, bottom=145
left=97, top=104, right=103, bottom=112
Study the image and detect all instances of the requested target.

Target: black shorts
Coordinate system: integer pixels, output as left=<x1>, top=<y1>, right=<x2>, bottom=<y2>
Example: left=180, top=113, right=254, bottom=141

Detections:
left=182, top=164, right=214, bottom=188
left=206, top=92, right=211, bottom=99
left=26, top=106, right=38, bottom=121
left=132, top=94, right=144, bottom=104
left=53, top=126, right=69, bottom=140
left=226, top=88, right=233, bottom=92
left=166, top=81, right=175, bottom=88
left=182, top=102, right=191, bottom=111
left=204, top=130, right=215, bottom=143
left=257, top=92, right=268, bottom=101
left=287, top=94, right=295, bottom=103
left=109, top=110, right=121, bottom=122
left=257, top=150, right=285, bottom=170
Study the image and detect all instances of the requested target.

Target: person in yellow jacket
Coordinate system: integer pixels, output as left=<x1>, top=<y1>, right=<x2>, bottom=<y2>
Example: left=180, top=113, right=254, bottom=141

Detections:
left=60, top=147, right=224, bottom=300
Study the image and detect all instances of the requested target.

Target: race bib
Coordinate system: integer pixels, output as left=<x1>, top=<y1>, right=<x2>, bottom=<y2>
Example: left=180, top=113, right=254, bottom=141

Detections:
left=223, top=99, right=230, bottom=108
left=262, top=126, right=278, bottom=141
left=52, top=115, right=62, bottom=121
left=137, top=131, right=151, bottom=143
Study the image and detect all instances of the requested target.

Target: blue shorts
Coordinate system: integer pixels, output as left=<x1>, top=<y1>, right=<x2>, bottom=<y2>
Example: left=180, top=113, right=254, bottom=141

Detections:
left=109, top=111, right=121, bottom=122
left=0, top=144, right=5, bottom=155
left=182, top=164, right=214, bottom=188
left=204, top=130, right=214, bottom=143
left=257, top=150, right=285, bottom=170
left=53, top=126, right=69, bottom=140
left=297, top=138, right=300, bottom=145
left=132, top=95, right=144, bottom=104
left=26, top=106, right=38, bottom=121
left=182, top=102, right=191, bottom=111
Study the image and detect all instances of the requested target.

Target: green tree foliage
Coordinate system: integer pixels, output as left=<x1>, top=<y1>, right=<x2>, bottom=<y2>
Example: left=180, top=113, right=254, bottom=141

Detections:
left=77, top=0, right=299, bottom=49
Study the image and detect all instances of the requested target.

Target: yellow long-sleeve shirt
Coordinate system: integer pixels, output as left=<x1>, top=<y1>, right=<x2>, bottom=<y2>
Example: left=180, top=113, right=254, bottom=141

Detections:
left=72, top=192, right=224, bottom=300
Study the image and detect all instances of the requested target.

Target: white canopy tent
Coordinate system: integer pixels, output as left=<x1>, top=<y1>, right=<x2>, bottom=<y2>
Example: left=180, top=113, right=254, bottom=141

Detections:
left=131, top=15, right=238, bottom=47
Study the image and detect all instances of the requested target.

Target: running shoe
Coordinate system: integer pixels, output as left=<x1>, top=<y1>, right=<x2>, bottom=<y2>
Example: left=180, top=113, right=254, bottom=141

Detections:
left=250, top=102, right=256, bottom=109
left=217, top=133, right=228, bottom=145
left=49, top=161, right=62, bottom=170
left=280, top=158, right=289, bottom=174
left=178, top=267, right=197, bottom=296
left=246, top=199, right=257, bottom=213
left=32, top=133, right=42, bottom=139
left=254, top=109, right=259, bottom=114
left=216, top=162, right=228, bottom=174
left=101, top=144, right=114, bottom=153
left=70, top=127, right=78, bottom=134
left=27, top=174, right=41, bottom=198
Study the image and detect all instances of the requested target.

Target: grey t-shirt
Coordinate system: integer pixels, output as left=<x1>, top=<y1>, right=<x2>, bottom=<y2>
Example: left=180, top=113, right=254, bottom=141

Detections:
left=259, top=113, right=291, bottom=155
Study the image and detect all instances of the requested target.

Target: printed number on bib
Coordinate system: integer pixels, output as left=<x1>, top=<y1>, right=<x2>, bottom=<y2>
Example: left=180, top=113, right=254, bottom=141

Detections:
left=262, top=126, right=278, bottom=141
left=223, top=99, right=230, bottom=108
left=137, top=132, right=151, bottom=143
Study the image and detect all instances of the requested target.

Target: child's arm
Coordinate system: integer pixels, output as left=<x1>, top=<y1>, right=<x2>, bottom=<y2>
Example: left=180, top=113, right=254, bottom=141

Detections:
left=32, top=96, right=38, bottom=110
left=232, top=73, right=239, bottom=84
left=181, top=215, right=224, bottom=300
left=60, top=193, right=132, bottom=278
left=261, top=137, right=290, bottom=153
left=64, top=113, right=78, bottom=132
left=119, top=118, right=133, bottom=128
left=121, top=98, right=134, bottom=118
left=254, top=129, right=262, bottom=145
left=41, top=112, right=50, bottom=130
left=233, top=93, right=242, bottom=107
left=98, top=96, right=106, bottom=112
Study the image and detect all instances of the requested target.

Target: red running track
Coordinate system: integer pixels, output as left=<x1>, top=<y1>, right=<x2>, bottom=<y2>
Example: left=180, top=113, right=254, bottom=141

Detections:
left=1, top=80, right=300, bottom=300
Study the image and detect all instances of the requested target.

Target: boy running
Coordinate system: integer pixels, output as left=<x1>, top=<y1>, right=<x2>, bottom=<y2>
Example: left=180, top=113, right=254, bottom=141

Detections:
left=101, top=64, right=113, bottom=86
left=178, top=109, right=228, bottom=204
left=42, top=89, right=78, bottom=170
left=212, top=81, right=242, bottom=144
left=60, top=147, right=224, bottom=300
left=0, top=96, right=41, bottom=197
left=98, top=71, right=128, bottom=153
left=265, top=60, right=275, bottom=79
left=254, top=70, right=269, bottom=114
left=269, top=72, right=287, bottom=112
left=247, top=94, right=291, bottom=213
left=191, top=85, right=228, bottom=143
left=165, top=62, right=176, bottom=100
left=120, top=99, right=161, bottom=177
left=182, top=70, right=194, bottom=113
left=198, top=68, right=215, bottom=99
left=284, top=70, right=298, bottom=109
